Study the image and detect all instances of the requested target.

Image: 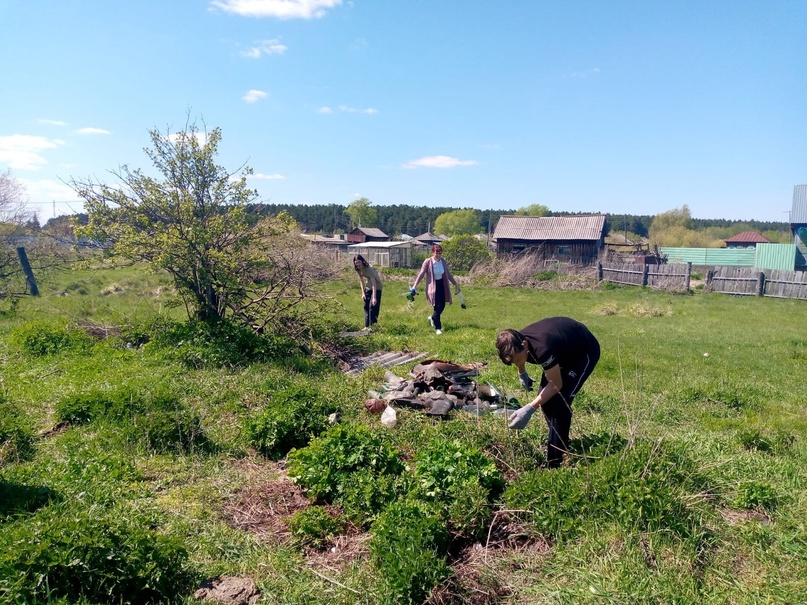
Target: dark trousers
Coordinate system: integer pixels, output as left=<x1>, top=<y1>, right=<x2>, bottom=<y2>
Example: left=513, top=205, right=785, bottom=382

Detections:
left=539, top=340, right=600, bottom=468
left=363, top=289, right=382, bottom=327
left=430, top=279, right=446, bottom=330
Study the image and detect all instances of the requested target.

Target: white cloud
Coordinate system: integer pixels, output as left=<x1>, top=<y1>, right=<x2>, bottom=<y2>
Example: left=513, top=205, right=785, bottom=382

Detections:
left=210, top=0, right=342, bottom=19
left=402, top=155, right=479, bottom=169
left=250, top=173, right=285, bottom=180
left=242, top=89, right=268, bottom=103
left=0, top=134, right=64, bottom=170
left=324, top=105, right=377, bottom=114
left=38, top=119, right=68, bottom=126
left=19, top=178, right=84, bottom=218
left=363, top=108, right=378, bottom=114
left=241, top=38, right=287, bottom=58
left=75, top=127, right=112, bottom=135
left=569, top=67, right=601, bottom=78
left=168, top=132, right=208, bottom=145
left=317, top=106, right=333, bottom=114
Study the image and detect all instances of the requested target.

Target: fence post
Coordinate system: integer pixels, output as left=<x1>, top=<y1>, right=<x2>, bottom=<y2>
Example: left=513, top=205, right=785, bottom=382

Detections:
left=706, top=270, right=713, bottom=291
left=685, top=262, right=691, bottom=292
left=597, top=261, right=603, bottom=282
left=642, top=263, right=649, bottom=287
left=16, top=247, right=40, bottom=297
left=757, top=272, right=765, bottom=297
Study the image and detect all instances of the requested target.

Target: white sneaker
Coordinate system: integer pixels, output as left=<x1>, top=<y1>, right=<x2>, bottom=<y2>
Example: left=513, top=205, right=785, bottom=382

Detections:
left=435, top=329, right=442, bottom=335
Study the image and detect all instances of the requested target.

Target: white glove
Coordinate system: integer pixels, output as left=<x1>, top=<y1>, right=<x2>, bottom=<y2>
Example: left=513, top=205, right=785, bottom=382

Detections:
left=508, top=404, right=537, bottom=430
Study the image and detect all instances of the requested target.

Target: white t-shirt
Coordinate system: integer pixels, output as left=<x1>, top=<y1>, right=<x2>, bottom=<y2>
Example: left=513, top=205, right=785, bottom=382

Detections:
left=433, top=259, right=445, bottom=280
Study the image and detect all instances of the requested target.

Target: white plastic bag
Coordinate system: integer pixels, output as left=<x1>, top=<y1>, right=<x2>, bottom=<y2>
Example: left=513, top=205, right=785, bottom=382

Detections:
left=380, top=406, right=398, bottom=428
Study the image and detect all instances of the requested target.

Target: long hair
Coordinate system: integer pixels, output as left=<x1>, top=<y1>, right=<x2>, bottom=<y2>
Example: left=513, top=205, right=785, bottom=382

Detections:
left=353, top=254, right=369, bottom=272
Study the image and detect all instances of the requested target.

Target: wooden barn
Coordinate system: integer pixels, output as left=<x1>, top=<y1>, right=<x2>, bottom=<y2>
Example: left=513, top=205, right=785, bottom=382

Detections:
left=346, top=227, right=390, bottom=244
left=791, top=184, right=807, bottom=270
left=492, top=215, right=606, bottom=264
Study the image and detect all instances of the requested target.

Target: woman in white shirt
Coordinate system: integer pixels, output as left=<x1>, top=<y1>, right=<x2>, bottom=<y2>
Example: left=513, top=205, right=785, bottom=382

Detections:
left=411, top=244, right=461, bottom=335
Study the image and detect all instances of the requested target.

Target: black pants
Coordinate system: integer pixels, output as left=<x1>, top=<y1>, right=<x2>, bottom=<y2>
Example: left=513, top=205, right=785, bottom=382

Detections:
left=430, top=278, right=446, bottom=330
left=540, top=339, right=600, bottom=468
left=363, top=289, right=382, bottom=327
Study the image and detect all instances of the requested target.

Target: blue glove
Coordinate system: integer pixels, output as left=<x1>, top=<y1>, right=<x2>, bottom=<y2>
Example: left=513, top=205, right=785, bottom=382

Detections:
left=508, top=404, right=537, bottom=430
left=409, top=287, right=416, bottom=295
left=519, top=371, right=535, bottom=391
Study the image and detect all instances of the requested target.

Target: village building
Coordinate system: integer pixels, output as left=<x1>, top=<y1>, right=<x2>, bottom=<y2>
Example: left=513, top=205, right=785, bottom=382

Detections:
left=491, top=215, right=606, bottom=264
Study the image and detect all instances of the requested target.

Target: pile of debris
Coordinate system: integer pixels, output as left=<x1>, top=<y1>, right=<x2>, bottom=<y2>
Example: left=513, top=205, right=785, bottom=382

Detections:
left=364, top=359, right=519, bottom=420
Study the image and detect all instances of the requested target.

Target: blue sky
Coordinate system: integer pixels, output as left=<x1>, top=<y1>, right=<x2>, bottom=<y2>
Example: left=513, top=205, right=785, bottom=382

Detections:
left=1, top=0, right=805, bottom=224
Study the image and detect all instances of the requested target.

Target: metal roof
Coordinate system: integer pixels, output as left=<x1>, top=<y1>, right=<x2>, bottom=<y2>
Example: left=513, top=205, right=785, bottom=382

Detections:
left=724, top=231, right=771, bottom=243
left=353, top=227, right=389, bottom=238
left=347, top=240, right=412, bottom=249
left=791, top=185, right=807, bottom=223
left=492, top=215, right=606, bottom=241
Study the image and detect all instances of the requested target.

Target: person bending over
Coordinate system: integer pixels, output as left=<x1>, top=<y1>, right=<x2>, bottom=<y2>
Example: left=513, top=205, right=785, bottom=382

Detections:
left=496, top=316, right=600, bottom=468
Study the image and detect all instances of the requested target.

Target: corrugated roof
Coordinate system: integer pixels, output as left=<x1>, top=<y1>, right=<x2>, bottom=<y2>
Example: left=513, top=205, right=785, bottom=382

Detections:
left=724, top=231, right=771, bottom=243
left=354, top=227, right=389, bottom=238
left=348, top=241, right=412, bottom=249
left=791, top=185, right=807, bottom=223
left=492, top=215, right=606, bottom=241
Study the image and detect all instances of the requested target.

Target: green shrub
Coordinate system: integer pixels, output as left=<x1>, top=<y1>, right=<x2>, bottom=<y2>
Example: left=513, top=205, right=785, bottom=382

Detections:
left=369, top=500, right=451, bottom=605
left=286, top=424, right=405, bottom=523
left=734, top=481, right=778, bottom=511
left=287, top=506, right=343, bottom=548
left=736, top=428, right=795, bottom=454
left=534, top=270, right=558, bottom=281
left=505, top=440, right=709, bottom=540
left=0, top=482, right=56, bottom=521
left=0, top=399, right=35, bottom=467
left=410, top=438, right=504, bottom=539
left=0, top=503, right=190, bottom=604
left=10, top=322, right=93, bottom=356
left=150, top=318, right=293, bottom=368
left=248, top=386, right=336, bottom=460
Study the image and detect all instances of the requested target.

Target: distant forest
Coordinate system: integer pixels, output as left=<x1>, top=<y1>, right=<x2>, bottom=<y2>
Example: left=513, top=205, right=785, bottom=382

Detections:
left=52, top=204, right=790, bottom=240
left=246, top=204, right=789, bottom=239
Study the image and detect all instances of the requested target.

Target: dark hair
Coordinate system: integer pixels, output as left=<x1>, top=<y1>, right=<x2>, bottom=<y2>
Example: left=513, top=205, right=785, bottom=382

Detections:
left=495, top=329, right=525, bottom=365
left=431, top=244, right=443, bottom=254
left=353, top=255, right=369, bottom=272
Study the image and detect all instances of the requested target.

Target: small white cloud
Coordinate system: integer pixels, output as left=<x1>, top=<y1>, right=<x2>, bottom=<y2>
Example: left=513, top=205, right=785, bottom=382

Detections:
left=0, top=134, right=64, bottom=170
left=241, top=38, right=287, bottom=58
left=338, top=105, right=357, bottom=113
left=38, top=119, right=68, bottom=126
left=569, top=67, right=601, bottom=79
left=211, top=0, right=342, bottom=19
left=20, top=177, right=83, bottom=211
left=363, top=108, right=378, bottom=114
left=317, top=106, right=333, bottom=114
left=402, top=155, right=479, bottom=169
left=242, top=89, right=268, bottom=103
left=75, top=127, right=112, bottom=135
left=250, top=173, right=285, bottom=180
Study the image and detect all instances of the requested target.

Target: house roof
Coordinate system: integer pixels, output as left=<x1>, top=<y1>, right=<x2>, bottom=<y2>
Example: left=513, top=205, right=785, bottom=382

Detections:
left=790, top=184, right=807, bottom=223
left=347, top=241, right=412, bottom=249
left=413, top=231, right=445, bottom=243
left=351, top=227, right=389, bottom=238
left=492, top=215, right=606, bottom=241
left=723, top=231, right=771, bottom=244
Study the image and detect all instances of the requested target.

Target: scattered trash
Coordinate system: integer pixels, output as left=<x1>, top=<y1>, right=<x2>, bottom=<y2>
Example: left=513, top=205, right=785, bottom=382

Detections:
left=380, top=406, right=398, bottom=428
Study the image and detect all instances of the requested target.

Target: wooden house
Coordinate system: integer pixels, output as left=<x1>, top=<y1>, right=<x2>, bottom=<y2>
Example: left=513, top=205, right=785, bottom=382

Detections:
left=346, top=227, right=389, bottom=244
left=723, top=231, right=771, bottom=249
left=492, top=215, right=606, bottom=264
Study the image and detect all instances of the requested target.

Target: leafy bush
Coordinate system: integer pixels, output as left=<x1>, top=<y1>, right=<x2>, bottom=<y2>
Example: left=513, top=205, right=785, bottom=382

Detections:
left=369, top=500, right=451, bottom=605
left=150, top=318, right=293, bottom=368
left=734, top=481, right=778, bottom=511
left=0, top=503, right=190, bottom=604
left=410, top=438, right=504, bottom=539
left=505, top=440, right=709, bottom=540
left=0, top=399, right=35, bottom=466
left=134, top=400, right=208, bottom=454
left=287, top=506, right=343, bottom=548
left=10, top=322, right=93, bottom=356
left=286, top=424, right=405, bottom=523
left=248, top=386, right=337, bottom=460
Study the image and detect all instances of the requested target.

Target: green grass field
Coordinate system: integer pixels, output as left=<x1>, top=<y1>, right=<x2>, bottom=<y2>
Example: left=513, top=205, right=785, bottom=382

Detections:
left=1, top=263, right=805, bottom=604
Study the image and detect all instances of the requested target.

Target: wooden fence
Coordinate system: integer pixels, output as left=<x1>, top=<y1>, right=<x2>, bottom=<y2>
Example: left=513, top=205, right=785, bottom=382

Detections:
left=705, top=267, right=807, bottom=300
left=598, top=262, right=692, bottom=292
